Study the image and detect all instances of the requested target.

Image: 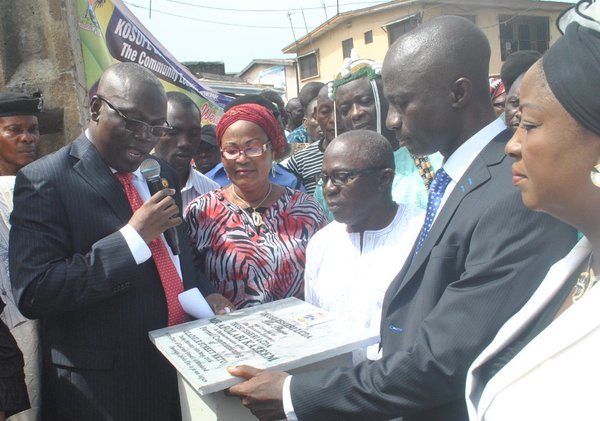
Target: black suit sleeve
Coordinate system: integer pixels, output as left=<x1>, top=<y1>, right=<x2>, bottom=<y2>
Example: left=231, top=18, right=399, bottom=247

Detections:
left=9, top=170, right=139, bottom=319
left=0, top=301, right=29, bottom=416
left=290, top=190, right=576, bottom=420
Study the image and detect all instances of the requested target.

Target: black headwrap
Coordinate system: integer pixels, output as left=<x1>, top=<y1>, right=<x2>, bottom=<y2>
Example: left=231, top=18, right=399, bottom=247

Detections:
left=543, top=22, right=600, bottom=136
left=0, top=92, right=42, bottom=117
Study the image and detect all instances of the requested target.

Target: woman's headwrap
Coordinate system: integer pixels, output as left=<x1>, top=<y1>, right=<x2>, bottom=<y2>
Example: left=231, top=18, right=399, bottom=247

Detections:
left=216, top=102, right=287, bottom=155
left=543, top=0, right=600, bottom=136
left=489, top=78, right=506, bottom=101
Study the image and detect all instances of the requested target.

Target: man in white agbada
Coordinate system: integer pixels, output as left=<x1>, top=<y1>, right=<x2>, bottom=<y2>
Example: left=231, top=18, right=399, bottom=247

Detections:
left=305, top=130, right=423, bottom=362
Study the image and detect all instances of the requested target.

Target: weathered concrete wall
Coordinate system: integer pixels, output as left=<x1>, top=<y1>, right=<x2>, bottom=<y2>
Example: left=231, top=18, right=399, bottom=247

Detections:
left=0, top=0, right=88, bottom=155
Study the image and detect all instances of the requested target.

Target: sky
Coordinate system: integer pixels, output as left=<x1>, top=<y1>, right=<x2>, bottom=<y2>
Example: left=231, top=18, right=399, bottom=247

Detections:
left=126, top=0, right=577, bottom=73
left=125, top=0, right=393, bottom=73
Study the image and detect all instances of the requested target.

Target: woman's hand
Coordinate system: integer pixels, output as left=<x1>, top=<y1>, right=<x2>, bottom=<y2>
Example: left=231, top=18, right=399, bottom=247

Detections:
left=205, top=293, right=235, bottom=315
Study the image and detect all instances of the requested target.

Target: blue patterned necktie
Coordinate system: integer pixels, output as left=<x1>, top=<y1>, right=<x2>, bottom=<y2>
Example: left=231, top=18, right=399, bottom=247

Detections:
left=413, top=168, right=452, bottom=256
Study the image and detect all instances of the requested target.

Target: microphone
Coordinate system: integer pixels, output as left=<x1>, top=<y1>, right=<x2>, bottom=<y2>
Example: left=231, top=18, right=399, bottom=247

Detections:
left=140, top=158, right=180, bottom=255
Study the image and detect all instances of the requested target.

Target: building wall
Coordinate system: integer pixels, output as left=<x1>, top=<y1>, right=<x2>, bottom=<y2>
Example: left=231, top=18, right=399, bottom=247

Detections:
left=293, top=1, right=566, bottom=86
left=0, top=0, right=88, bottom=155
left=240, top=64, right=299, bottom=101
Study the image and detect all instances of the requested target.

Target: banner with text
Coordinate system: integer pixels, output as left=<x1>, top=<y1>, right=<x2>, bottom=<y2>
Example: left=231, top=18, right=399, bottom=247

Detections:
left=77, top=0, right=230, bottom=124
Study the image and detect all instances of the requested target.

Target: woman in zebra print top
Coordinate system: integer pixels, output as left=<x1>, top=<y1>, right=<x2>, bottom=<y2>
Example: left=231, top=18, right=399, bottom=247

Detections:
left=185, top=102, right=327, bottom=309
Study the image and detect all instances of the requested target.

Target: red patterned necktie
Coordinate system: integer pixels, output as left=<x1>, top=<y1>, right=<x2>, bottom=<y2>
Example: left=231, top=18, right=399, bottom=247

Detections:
left=115, top=172, right=188, bottom=326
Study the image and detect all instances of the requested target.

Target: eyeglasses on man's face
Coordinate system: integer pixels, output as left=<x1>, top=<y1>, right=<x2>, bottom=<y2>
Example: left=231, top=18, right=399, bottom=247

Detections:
left=319, top=167, right=385, bottom=187
left=220, top=143, right=270, bottom=160
left=95, top=95, right=173, bottom=138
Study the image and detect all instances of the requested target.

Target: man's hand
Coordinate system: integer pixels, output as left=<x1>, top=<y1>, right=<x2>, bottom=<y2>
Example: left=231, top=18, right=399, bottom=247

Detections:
left=129, top=189, right=181, bottom=244
left=205, top=293, right=235, bottom=315
left=227, top=365, right=289, bottom=421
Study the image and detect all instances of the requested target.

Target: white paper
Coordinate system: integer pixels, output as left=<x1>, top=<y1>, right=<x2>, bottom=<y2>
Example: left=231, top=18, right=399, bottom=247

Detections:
left=178, top=288, right=215, bottom=319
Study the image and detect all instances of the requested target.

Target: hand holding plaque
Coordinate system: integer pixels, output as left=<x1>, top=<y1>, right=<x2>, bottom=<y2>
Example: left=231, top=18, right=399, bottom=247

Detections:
left=227, top=365, right=288, bottom=421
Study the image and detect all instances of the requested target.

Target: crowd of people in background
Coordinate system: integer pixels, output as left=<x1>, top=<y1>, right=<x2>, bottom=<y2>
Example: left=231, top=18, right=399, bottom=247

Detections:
left=0, top=1, right=599, bottom=420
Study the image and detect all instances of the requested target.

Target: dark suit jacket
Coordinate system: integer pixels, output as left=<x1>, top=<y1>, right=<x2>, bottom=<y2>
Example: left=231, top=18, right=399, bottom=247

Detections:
left=9, top=134, right=202, bottom=421
left=290, top=129, right=577, bottom=421
left=0, top=299, right=29, bottom=417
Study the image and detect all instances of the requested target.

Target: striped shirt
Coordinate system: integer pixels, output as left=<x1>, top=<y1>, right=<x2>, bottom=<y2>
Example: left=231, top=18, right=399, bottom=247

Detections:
left=284, top=142, right=324, bottom=196
left=181, top=166, right=219, bottom=211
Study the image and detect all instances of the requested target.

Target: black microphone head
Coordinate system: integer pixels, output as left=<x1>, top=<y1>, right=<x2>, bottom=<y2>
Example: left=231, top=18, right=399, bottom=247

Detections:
left=140, top=158, right=161, bottom=181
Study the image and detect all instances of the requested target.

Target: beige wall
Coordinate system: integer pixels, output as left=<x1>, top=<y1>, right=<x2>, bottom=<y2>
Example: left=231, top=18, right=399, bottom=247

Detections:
left=294, top=1, right=565, bottom=87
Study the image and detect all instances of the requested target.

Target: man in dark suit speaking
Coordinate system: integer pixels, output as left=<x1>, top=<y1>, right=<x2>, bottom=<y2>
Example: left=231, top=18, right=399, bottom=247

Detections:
left=227, top=16, right=577, bottom=421
left=9, top=62, right=199, bottom=420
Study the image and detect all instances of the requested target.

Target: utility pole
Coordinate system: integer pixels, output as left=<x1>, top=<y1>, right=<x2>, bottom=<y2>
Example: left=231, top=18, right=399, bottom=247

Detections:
left=336, top=0, right=339, bottom=15
left=149, top=0, right=152, bottom=18
left=301, top=8, right=309, bottom=36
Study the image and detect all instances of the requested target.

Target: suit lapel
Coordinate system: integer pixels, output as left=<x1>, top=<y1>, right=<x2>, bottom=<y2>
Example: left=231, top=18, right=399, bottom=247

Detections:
left=70, top=135, right=132, bottom=223
left=475, top=239, right=592, bottom=417
left=396, top=138, right=510, bottom=299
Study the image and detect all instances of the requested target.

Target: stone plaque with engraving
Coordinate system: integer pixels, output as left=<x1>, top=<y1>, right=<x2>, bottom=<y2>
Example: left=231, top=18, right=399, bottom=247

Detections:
left=149, top=297, right=379, bottom=396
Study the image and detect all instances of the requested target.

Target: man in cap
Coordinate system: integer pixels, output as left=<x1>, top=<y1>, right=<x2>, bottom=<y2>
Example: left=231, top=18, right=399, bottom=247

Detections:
left=0, top=91, right=43, bottom=420
left=0, top=93, right=41, bottom=176
left=153, top=92, right=218, bottom=210
left=9, top=62, right=209, bottom=420
left=193, top=124, right=220, bottom=175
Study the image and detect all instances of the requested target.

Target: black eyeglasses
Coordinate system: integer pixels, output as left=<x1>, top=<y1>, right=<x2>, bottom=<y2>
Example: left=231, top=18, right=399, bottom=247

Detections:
left=96, top=95, right=173, bottom=137
left=220, top=143, right=270, bottom=160
left=319, top=167, right=386, bottom=187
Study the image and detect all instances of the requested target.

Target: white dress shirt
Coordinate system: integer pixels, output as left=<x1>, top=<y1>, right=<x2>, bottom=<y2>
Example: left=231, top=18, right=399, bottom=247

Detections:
left=0, top=176, right=27, bottom=329
left=282, top=117, right=507, bottom=420
left=433, top=117, right=506, bottom=222
left=305, top=204, right=424, bottom=362
left=180, top=166, right=219, bottom=213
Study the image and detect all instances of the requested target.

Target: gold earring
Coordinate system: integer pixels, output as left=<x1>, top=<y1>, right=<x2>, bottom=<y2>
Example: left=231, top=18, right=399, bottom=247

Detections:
left=590, top=164, right=600, bottom=187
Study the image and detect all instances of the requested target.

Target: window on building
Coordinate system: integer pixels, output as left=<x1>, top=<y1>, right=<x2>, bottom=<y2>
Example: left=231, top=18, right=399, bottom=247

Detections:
left=499, top=15, right=550, bottom=60
left=448, top=14, right=476, bottom=24
left=364, top=30, right=373, bottom=44
left=342, top=38, right=354, bottom=59
left=387, top=14, right=420, bottom=45
left=298, top=51, right=319, bottom=80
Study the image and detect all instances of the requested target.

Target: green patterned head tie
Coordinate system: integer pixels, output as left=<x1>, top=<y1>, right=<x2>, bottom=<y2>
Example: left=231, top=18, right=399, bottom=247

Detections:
left=331, top=61, right=382, bottom=100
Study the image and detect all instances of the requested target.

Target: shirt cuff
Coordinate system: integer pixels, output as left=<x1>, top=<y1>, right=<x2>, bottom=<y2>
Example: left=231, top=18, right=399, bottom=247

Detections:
left=120, top=224, right=151, bottom=264
left=283, top=375, right=298, bottom=421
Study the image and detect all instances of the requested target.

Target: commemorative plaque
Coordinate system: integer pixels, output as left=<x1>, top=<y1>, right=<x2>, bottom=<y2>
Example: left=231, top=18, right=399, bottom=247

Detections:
left=150, top=297, right=379, bottom=420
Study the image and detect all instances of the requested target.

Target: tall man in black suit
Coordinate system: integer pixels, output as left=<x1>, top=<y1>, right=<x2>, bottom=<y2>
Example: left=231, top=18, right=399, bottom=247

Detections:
left=227, top=16, right=577, bottom=421
left=9, top=63, right=201, bottom=420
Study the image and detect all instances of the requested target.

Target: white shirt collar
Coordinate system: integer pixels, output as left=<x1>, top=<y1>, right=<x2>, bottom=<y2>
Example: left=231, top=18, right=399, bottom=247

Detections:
left=442, top=117, right=506, bottom=183
left=182, top=165, right=199, bottom=193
